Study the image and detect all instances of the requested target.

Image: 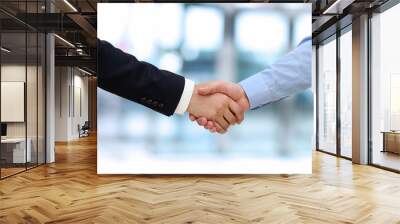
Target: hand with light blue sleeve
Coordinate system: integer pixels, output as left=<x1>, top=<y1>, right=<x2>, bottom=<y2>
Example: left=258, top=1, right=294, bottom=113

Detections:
left=190, top=37, right=312, bottom=133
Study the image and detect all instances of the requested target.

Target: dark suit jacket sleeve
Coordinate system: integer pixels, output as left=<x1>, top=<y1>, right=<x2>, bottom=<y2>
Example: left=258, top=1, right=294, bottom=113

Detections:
left=97, top=39, right=185, bottom=116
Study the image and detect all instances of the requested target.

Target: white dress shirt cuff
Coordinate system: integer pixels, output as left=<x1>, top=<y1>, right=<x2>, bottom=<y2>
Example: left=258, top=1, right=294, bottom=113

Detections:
left=174, top=78, right=194, bottom=115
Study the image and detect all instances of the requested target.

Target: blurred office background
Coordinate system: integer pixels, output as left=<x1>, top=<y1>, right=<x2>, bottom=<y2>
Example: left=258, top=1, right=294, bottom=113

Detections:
left=97, top=3, right=313, bottom=173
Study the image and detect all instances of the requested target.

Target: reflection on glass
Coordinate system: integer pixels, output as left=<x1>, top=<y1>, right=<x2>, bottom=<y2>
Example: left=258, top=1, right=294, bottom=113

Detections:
left=26, top=0, right=40, bottom=169
left=27, top=31, right=38, bottom=169
left=371, top=4, right=400, bottom=171
left=1, top=31, right=27, bottom=177
left=318, top=38, right=337, bottom=154
left=340, top=30, right=352, bottom=158
left=0, top=1, right=46, bottom=178
left=390, top=75, right=400, bottom=130
left=38, top=32, right=46, bottom=165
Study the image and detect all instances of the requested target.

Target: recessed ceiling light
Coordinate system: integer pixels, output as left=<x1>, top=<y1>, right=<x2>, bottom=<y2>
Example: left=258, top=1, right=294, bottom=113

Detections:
left=323, top=0, right=353, bottom=15
left=63, top=0, right=78, bottom=12
left=54, top=34, right=75, bottom=48
left=1, top=47, right=11, bottom=53
left=78, top=67, right=92, bottom=76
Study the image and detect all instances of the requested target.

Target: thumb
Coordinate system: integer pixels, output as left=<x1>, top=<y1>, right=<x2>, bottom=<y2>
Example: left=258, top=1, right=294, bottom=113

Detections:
left=197, top=82, right=242, bottom=101
left=197, top=84, right=217, bottom=96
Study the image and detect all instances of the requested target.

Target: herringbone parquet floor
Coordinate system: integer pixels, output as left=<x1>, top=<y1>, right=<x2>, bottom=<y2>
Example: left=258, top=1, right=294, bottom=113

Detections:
left=1, top=134, right=400, bottom=224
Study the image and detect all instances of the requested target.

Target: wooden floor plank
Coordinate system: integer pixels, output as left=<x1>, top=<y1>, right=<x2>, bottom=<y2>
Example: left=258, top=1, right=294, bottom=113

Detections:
left=1, top=134, right=400, bottom=223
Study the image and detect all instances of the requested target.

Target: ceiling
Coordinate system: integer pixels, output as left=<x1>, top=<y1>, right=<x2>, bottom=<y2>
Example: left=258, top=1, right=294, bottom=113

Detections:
left=311, top=0, right=390, bottom=43
left=0, top=0, right=395, bottom=74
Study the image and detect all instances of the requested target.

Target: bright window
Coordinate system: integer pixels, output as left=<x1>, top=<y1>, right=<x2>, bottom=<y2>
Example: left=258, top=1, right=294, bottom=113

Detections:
left=339, top=30, right=352, bottom=158
left=371, top=3, right=400, bottom=171
left=318, top=38, right=337, bottom=154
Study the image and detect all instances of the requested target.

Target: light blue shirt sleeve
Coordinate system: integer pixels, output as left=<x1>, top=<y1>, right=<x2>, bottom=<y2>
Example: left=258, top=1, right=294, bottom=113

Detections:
left=239, top=37, right=312, bottom=109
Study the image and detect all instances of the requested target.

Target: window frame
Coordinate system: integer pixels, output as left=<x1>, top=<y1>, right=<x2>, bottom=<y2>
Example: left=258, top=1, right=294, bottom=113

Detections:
left=0, top=0, right=47, bottom=180
left=367, top=0, right=400, bottom=173
left=315, top=23, right=352, bottom=160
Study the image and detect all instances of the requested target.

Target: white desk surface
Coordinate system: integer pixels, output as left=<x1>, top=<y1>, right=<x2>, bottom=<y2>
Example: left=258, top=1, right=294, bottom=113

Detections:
left=1, top=138, right=27, bottom=143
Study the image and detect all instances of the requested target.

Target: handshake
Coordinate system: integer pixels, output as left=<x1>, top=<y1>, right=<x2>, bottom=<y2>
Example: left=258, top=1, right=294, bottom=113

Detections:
left=186, top=81, right=250, bottom=134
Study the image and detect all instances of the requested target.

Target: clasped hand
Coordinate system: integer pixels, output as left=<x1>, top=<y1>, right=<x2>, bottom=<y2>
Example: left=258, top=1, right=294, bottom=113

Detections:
left=186, top=81, right=250, bottom=134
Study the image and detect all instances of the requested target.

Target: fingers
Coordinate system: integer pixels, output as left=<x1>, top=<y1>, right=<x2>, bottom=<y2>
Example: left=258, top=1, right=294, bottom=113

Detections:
left=204, top=121, right=218, bottom=133
left=191, top=101, right=244, bottom=126
left=189, top=114, right=197, bottom=121
left=198, top=81, right=244, bottom=102
left=198, top=119, right=225, bottom=134
left=238, top=94, right=250, bottom=113
left=190, top=114, right=221, bottom=134
left=190, top=84, right=246, bottom=134
left=196, top=117, right=208, bottom=126
left=215, top=115, right=229, bottom=131
left=206, top=121, right=224, bottom=134
left=196, top=82, right=220, bottom=96
left=210, top=97, right=236, bottom=133
left=206, top=121, right=214, bottom=129
left=223, top=108, right=236, bottom=125
left=207, top=122, right=217, bottom=133
left=197, top=81, right=230, bottom=98
left=230, top=101, right=245, bottom=124
left=206, top=124, right=216, bottom=132
left=189, top=114, right=208, bottom=126
left=215, top=123, right=226, bottom=134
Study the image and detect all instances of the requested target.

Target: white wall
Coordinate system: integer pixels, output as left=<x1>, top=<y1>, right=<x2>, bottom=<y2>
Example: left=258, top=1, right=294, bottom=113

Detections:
left=72, top=73, right=89, bottom=137
left=1, top=65, right=38, bottom=138
left=55, top=66, right=69, bottom=141
left=1, top=65, right=26, bottom=140
left=1, top=63, right=46, bottom=164
left=55, top=67, right=89, bottom=141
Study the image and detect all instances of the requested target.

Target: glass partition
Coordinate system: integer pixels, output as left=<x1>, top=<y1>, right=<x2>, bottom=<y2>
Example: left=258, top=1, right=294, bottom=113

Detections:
left=0, top=1, right=46, bottom=179
left=38, top=32, right=45, bottom=165
left=27, top=30, right=38, bottom=169
left=339, top=29, right=352, bottom=158
left=317, top=37, right=337, bottom=154
left=371, top=3, right=400, bottom=171
left=1, top=30, right=28, bottom=177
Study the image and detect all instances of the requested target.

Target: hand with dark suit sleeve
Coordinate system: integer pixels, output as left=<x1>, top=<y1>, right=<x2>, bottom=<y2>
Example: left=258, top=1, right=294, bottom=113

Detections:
left=97, top=39, right=245, bottom=130
left=97, top=39, right=185, bottom=116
